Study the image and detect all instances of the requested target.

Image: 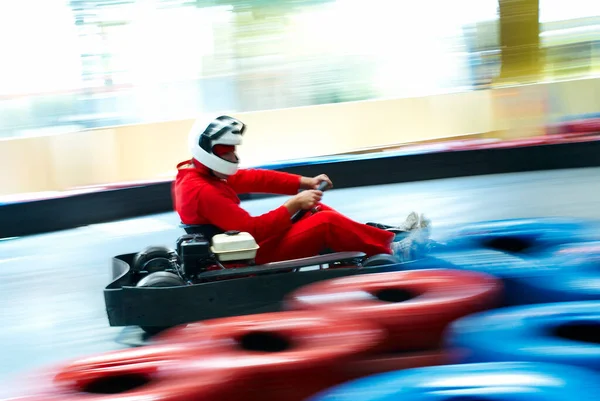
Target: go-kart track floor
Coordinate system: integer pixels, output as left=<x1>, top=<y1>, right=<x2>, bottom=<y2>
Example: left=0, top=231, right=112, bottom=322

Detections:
left=2, top=167, right=600, bottom=388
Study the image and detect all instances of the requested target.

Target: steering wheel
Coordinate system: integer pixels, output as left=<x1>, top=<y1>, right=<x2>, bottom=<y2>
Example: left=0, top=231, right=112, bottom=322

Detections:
left=291, top=180, right=329, bottom=223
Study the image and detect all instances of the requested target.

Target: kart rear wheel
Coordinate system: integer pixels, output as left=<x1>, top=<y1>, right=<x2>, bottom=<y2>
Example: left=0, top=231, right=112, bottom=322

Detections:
left=136, top=271, right=185, bottom=287
left=136, top=272, right=186, bottom=335
left=140, top=326, right=169, bottom=336
left=132, top=246, right=177, bottom=274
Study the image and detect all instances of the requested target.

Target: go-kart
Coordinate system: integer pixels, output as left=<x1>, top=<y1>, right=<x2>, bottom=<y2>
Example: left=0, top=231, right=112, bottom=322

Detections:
left=103, top=182, right=402, bottom=335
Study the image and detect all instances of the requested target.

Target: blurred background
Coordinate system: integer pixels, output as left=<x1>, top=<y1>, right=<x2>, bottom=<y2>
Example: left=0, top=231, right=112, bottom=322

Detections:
left=0, top=0, right=598, bottom=195
left=2, top=1, right=600, bottom=394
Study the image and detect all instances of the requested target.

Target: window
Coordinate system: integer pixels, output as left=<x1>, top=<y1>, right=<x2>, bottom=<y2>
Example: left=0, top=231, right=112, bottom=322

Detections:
left=0, top=0, right=596, bottom=137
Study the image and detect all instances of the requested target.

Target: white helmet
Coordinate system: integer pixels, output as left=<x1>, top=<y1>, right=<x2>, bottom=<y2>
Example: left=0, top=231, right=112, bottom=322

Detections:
left=188, top=115, right=245, bottom=176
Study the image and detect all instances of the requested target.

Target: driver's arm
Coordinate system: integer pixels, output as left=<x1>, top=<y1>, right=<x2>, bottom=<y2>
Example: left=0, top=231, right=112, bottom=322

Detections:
left=227, top=168, right=301, bottom=195
left=197, top=187, right=293, bottom=243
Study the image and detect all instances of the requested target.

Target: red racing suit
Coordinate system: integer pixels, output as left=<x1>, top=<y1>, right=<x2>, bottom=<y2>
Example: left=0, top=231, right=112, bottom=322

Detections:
left=172, top=159, right=394, bottom=264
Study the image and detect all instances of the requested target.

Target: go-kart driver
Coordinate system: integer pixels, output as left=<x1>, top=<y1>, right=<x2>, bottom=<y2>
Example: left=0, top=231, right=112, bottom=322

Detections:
left=172, top=115, right=431, bottom=265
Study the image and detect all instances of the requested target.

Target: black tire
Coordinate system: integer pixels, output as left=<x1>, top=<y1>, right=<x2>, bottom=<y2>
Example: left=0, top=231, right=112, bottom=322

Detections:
left=363, top=254, right=401, bottom=267
left=132, top=246, right=177, bottom=273
left=140, top=326, right=169, bottom=336
left=135, top=271, right=186, bottom=336
left=136, top=271, right=186, bottom=288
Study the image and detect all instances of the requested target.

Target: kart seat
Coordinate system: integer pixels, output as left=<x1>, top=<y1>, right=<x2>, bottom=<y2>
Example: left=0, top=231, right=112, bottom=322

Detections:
left=180, top=225, right=332, bottom=255
left=179, top=223, right=224, bottom=240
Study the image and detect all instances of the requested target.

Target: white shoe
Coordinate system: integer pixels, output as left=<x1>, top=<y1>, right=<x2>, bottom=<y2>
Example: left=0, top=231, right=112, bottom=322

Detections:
left=391, top=236, right=415, bottom=262
left=389, top=211, right=420, bottom=233
left=391, top=228, right=431, bottom=262
left=419, top=213, right=431, bottom=229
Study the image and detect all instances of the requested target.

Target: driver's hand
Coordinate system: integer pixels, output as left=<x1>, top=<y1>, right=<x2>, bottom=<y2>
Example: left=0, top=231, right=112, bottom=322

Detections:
left=285, top=190, right=323, bottom=213
left=309, top=174, right=333, bottom=190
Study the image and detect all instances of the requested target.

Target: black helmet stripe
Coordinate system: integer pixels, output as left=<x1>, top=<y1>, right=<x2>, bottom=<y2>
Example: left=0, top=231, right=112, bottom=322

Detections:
left=198, top=115, right=244, bottom=152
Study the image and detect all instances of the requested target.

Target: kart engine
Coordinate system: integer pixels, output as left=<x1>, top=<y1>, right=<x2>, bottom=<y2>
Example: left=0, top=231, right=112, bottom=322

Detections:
left=176, top=231, right=259, bottom=276
left=177, top=234, right=211, bottom=277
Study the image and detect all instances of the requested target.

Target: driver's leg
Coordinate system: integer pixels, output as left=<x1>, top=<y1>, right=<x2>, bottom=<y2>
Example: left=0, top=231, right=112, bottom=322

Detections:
left=313, top=204, right=428, bottom=234
left=312, top=204, right=427, bottom=232
left=255, top=210, right=420, bottom=264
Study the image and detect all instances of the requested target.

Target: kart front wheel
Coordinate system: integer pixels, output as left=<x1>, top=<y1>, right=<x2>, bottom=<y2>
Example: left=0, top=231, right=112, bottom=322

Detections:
left=363, top=254, right=401, bottom=267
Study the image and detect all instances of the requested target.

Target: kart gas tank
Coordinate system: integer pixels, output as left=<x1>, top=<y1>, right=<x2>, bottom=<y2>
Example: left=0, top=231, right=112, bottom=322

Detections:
left=211, top=231, right=259, bottom=262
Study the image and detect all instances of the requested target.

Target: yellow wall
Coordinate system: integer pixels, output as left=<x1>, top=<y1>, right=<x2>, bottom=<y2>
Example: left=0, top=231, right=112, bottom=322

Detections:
left=1, top=76, right=599, bottom=196
left=0, top=135, right=55, bottom=194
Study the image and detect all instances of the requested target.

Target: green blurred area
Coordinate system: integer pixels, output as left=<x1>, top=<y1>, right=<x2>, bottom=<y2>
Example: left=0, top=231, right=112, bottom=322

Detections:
left=0, top=0, right=598, bottom=137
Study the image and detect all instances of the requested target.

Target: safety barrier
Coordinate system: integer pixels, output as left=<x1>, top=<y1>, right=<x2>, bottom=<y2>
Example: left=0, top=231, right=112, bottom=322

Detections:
left=513, top=242, right=600, bottom=304
left=446, top=301, right=600, bottom=371
left=416, top=218, right=600, bottom=306
left=284, top=269, right=502, bottom=352
left=308, top=362, right=600, bottom=401
left=7, top=217, right=600, bottom=400
left=8, top=268, right=501, bottom=400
